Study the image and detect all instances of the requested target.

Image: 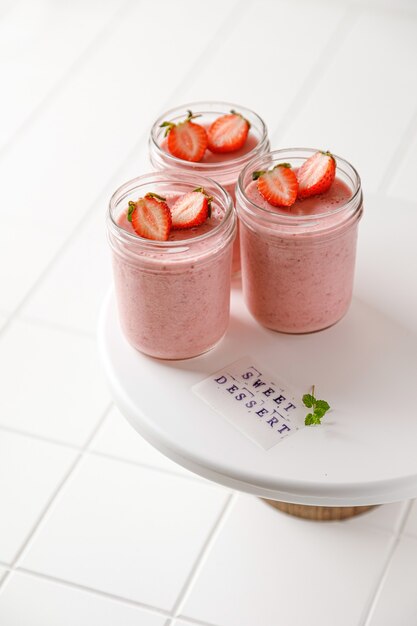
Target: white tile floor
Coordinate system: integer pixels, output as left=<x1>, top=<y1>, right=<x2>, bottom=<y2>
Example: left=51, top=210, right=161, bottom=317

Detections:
left=1, top=0, right=417, bottom=624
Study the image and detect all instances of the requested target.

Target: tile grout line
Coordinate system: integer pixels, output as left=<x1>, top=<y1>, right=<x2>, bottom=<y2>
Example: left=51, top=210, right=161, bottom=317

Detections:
left=3, top=565, right=222, bottom=626
left=359, top=499, right=414, bottom=626
left=165, top=492, right=239, bottom=626
left=168, top=616, right=220, bottom=626
left=168, top=615, right=221, bottom=626
left=269, top=2, right=361, bottom=145
left=12, top=567, right=172, bottom=620
left=0, top=562, right=218, bottom=626
left=86, top=448, right=212, bottom=486
left=0, top=423, right=81, bottom=451
left=0, top=401, right=113, bottom=594
left=0, top=0, right=245, bottom=343
left=0, top=0, right=136, bottom=160
left=0, top=420, right=228, bottom=488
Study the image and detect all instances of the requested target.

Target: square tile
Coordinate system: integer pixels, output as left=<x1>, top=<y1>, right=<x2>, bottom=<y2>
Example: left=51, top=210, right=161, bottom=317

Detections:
left=19, top=142, right=150, bottom=335
left=181, top=495, right=393, bottom=626
left=21, top=206, right=111, bottom=334
left=91, top=405, right=200, bottom=480
left=0, top=572, right=167, bottom=626
left=21, top=454, right=230, bottom=611
left=366, top=535, right=417, bottom=626
left=0, top=0, right=125, bottom=150
left=0, top=218, right=61, bottom=312
left=278, top=10, right=417, bottom=193
left=0, top=319, right=110, bottom=445
left=176, top=0, right=346, bottom=128
left=0, top=429, right=76, bottom=563
left=387, top=132, right=417, bottom=202
left=347, top=501, right=408, bottom=535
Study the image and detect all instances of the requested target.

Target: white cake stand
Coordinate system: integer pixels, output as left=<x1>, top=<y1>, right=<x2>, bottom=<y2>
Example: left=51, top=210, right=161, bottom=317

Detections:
left=98, top=194, right=417, bottom=520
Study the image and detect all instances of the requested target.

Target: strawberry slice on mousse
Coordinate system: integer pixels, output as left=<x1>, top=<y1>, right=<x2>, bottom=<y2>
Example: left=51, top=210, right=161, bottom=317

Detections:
left=207, top=110, right=250, bottom=153
left=297, top=150, right=336, bottom=199
left=253, top=163, right=298, bottom=208
left=160, top=110, right=208, bottom=162
left=170, top=187, right=212, bottom=230
left=127, top=193, right=172, bottom=241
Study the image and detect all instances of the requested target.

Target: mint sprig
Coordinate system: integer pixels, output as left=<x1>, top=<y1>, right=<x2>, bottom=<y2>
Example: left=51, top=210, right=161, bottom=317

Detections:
left=303, top=386, right=330, bottom=425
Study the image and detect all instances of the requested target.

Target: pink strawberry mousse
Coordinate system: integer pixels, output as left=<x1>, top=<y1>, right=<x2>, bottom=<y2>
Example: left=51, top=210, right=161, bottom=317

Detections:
left=160, top=130, right=258, bottom=273
left=150, top=104, right=270, bottom=276
left=239, top=176, right=360, bottom=333
left=112, top=192, right=235, bottom=359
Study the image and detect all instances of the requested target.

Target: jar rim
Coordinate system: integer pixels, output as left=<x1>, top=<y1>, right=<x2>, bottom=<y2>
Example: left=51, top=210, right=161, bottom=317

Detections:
left=237, top=147, right=362, bottom=223
left=149, top=101, right=269, bottom=173
left=108, top=170, right=235, bottom=250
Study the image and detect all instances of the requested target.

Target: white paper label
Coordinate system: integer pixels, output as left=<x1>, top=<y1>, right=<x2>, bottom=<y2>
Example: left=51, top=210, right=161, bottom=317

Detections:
left=192, top=356, right=305, bottom=450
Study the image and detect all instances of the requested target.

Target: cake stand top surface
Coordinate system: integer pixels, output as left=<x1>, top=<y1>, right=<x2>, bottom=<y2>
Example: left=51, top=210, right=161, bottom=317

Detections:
left=98, top=194, right=417, bottom=506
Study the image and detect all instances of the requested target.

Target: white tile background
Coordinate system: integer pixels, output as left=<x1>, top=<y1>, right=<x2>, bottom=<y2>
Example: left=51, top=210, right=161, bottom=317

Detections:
left=0, top=0, right=416, bottom=624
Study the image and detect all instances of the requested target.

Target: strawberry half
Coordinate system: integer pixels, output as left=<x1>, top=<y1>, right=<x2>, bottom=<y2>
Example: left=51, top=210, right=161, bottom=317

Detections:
left=160, top=110, right=208, bottom=162
left=170, top=188, right=212, bottom=230
left=297, top=151, right=336, bottom=199
left=207, top=109, right=250, bottom=153
left=127, top=193, right=171, bottom=241
left=253, top=164, right=298, bottom=208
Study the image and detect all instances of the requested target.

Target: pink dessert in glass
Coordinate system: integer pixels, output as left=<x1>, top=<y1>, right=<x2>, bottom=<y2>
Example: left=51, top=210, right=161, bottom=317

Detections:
left=107, top=172, right=236, bottom=359
left=236, top=149, right=363, bottom=333
left=148, top=102, right=270, bottom=274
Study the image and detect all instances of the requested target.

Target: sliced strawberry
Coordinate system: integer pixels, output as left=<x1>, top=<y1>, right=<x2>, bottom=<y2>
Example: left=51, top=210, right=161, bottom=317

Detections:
left=253, top=164, right=298, bottom=208
left=207, top=110, right=250, bottom=153
left=297, top=151, right=336, bottom=199
left=170, top=188, right=212, bottom=230
left=160, top=110, right=208, bottom=162
left=127, top=193, right=171, bottom=241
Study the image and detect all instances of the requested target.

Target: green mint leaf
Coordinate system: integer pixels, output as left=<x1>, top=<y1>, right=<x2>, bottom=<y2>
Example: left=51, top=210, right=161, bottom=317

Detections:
left=305, top=413, right=322, bottom=425
left=302, top=394, right=315, bottom=408
left=315, top=400, right=330, bottom=413
left=303, top=387, right=330, bottom=426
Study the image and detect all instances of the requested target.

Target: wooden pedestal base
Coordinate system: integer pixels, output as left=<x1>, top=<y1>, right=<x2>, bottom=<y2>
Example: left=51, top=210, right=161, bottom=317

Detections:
left=263, top=499, right=376, bottom=521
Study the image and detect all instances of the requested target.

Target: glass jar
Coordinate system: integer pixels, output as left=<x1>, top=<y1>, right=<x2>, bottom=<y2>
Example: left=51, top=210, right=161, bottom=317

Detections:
left=236, top=148, right=363, bottom=333
left=148, top=101, right=270, bottom=274
left=107, top=172, right=236, bottom=359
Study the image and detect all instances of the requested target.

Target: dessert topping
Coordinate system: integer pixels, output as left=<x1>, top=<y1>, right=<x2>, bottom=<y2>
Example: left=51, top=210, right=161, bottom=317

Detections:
left=127, top=193, right=171, bottom=241
left=207, top=110, right=250, bottom=153
left=170, top=187, right=212, bottom=230
left=297, top=150, right=336, bottom=199
left=160, top=110, right=208, bottom=162
left=252, top=163, right=298, bottom=207
left=303, top=385, right=331, bottom=426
